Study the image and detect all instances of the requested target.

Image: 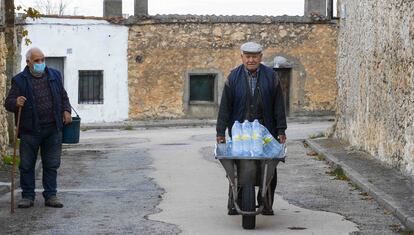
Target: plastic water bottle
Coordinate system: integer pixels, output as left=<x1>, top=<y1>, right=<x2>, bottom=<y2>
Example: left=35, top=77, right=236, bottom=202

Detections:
left=262, top=129, right=283, bottom=158
left=241, top=120, right=252, bottom=157
left=231, top=121, right=243, bottom=156
left=226, top=138, right=232, bottom=156
left=251, top=119, right=264, bottom=156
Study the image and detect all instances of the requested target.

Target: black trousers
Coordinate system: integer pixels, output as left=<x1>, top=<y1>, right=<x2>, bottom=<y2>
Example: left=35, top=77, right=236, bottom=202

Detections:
left=227, top=167, right=277, bottom=210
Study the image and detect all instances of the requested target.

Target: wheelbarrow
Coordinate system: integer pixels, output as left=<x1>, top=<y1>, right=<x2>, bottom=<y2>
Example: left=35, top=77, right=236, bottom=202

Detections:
left=215, top=144, right=286, bottom=229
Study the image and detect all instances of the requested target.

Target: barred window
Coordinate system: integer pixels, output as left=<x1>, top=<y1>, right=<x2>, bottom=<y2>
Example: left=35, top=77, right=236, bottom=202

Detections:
left=189, top=74, right=215, bottom=102
left=78, top=70, right=103, bottom=104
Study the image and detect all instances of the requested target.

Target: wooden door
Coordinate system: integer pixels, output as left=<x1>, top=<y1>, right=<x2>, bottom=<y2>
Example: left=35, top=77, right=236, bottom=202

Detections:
left=274, top=68, right=290, bottom=115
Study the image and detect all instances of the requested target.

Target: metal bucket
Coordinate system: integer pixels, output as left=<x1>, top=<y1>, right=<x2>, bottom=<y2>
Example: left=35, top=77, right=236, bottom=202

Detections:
left=62, top=116, right=81, bottom=144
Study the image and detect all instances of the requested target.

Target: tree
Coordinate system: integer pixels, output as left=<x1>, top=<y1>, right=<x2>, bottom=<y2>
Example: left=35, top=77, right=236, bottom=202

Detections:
left=3, top=0, right=40, bottom=145
left=4, top=0, right=18, bottom=145
left=35, top=0, right=70, bottom=16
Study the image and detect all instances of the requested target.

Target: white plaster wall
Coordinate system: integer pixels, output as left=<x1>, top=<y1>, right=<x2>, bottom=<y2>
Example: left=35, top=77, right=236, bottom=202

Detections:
left=20, top=18, right=129, bottom=123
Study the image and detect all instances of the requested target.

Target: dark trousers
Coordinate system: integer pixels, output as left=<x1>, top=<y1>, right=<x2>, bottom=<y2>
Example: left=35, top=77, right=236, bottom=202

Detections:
left=228, top=167, right=278, bottom=210
left=19, top=126, right=62, bottom=200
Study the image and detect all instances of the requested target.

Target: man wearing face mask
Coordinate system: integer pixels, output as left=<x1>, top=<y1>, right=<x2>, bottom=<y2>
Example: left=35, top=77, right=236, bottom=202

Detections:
left=4, top=47, right=72, bottom=208
left=216, top=42, right=287, bottom=216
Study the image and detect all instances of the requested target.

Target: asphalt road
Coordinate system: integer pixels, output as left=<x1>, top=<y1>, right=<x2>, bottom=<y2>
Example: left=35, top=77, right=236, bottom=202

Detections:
left=0, top=121, right=403, bottom=234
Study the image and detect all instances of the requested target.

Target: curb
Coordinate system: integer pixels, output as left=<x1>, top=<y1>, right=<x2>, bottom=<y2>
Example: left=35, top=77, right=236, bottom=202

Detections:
left=305, top=139, right=414, bottom=231
left=81, top=116, right=335, bottom=130
left=81, top=120, right=217, bottom=130
left=0, top=160, right=41, bottom=197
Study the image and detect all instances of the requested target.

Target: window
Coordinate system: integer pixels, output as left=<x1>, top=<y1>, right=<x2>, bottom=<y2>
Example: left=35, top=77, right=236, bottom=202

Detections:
left=189, top=74, right=216, bottom=103
left=78, top=70, right=103, bottom=104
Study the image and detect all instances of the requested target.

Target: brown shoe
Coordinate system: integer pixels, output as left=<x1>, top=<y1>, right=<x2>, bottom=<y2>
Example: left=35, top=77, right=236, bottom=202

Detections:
left=18, top=198, right=34, bottom=208
left=45, top=196, right=63, bottom=208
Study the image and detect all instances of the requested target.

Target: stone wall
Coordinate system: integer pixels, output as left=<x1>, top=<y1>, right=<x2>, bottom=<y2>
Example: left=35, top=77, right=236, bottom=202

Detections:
left=128, top=15, right=338, bottom=119
left=0, top=30, right=9, bottom=156
left=335, top=1, right=414, bottom=175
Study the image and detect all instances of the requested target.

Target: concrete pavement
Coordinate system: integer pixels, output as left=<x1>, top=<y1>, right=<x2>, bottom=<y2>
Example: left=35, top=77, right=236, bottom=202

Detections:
left=0, top=131, right=181, bottom=234
left=147, top=124, right=403, bottom=234
left=0, top=118, right=332, bottom=197
left=306, top=138, right=414, bottom=232
left=148, top=127, right=359, bottom=234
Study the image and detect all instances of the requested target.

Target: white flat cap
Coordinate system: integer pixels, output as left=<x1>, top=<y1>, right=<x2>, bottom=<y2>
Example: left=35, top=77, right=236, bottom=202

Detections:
left=240, top=42, right=263, bottom=54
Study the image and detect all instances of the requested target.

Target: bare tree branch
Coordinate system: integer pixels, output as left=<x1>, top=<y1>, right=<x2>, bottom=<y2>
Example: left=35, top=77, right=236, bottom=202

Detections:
left=58, top=0, right=69, bottom=16
left=34, top=0, right=70, bottom=16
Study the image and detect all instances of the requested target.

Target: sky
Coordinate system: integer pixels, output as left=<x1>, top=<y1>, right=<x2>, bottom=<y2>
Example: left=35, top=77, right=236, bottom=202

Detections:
left=15, top=0, right=304, bottom=17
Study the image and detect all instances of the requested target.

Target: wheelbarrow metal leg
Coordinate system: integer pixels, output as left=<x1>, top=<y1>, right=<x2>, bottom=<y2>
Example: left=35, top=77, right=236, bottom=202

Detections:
left=261, top=163, right=268, bottom=199
left=231, top=162, right=242, bottom=213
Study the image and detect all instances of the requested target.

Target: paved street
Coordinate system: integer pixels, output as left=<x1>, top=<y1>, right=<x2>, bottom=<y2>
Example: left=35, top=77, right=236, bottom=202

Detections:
left=0, top=121, right=404, bottom=234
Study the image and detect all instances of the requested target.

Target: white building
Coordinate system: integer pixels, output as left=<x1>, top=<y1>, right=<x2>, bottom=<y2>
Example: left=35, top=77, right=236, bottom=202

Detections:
left=20, top=17, right=129, bottom=123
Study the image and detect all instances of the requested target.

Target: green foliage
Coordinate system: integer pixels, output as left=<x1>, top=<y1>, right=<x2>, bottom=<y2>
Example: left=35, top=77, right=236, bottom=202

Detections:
left=22, top=30, right=32, bottom=46
left=315, top=154, right=325, bottom=161
left=16, top=6, right=42, bottom=20
left=327, top=166, right=349, bottom=181
left=389, top=223, right=414, bottom=235
left=349, top=182, right=360, bottom=190
left=2, top=155, right=20, bottom=166
left=123, top=124, right=134, bottom=131
left=308, top=132, right=325, bottom=139
left=399, top=229, right=414, bottom=235
left=15, top=6, right=41, bottom=46
left=2, top=139, right=21, bottom=166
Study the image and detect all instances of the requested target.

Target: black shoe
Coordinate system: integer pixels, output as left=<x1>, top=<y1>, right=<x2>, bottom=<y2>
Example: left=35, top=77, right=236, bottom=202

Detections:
left=262, top=208, right=274, bottom=216
left=228, top=208, right=238, bottom=215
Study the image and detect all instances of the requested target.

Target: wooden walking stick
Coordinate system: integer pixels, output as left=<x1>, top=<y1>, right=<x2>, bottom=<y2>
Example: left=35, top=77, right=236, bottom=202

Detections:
left=11, top=107, right=22, bottom=214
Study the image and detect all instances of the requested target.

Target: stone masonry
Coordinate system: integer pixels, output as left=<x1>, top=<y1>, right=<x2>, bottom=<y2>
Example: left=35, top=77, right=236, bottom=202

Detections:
left=0, top=31, right=8, bottom=156
left=127, top=16, right=338, bottom=119
left=335, top=1, right=414, bottom=176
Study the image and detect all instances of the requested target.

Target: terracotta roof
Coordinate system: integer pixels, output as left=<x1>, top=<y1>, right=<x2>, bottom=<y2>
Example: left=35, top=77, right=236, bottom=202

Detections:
left=16, top=14, right=334, bottom=26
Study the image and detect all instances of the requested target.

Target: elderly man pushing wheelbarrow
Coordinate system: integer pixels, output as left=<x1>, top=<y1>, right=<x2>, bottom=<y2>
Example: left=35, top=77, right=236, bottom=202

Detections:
left=216, top=42, right=287, bottom=229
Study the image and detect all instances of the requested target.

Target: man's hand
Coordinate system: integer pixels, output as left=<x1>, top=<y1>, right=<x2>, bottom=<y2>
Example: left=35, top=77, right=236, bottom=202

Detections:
left=16, top=96, right=27, bottom=107
left=277, top=135, right=287, bottom=144
left=216, top=136, right=226, bottom=144
left=63, top=111, right=72, bottom=125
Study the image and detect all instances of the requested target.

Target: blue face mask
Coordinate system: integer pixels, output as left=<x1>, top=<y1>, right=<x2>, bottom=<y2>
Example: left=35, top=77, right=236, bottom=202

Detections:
left=33, top=63, right=46, bottom=74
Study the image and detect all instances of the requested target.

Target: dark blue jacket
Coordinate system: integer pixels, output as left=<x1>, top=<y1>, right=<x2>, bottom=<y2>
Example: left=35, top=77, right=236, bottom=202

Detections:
left=4, top=66, right=71, bottom=135
left=216, top=64, right=287, bottom=138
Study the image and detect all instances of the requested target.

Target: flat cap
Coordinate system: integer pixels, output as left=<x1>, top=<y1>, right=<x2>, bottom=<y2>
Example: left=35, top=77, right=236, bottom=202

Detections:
left=240, top=42, right=263, bottom=54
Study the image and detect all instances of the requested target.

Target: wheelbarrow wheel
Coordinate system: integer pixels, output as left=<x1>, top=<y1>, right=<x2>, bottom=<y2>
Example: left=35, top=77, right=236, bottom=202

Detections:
left=241, top=184, right=256, bottom=229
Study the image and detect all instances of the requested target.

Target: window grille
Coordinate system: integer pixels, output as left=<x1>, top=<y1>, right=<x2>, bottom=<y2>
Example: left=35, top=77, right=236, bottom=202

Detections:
left=78, top=70, right=104, bottom=104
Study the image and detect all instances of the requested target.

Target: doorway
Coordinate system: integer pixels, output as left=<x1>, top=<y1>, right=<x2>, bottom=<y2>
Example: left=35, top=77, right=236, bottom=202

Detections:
left=45, top=57, right=65, bottom=85
left=274, top=68, right=291, bottom=116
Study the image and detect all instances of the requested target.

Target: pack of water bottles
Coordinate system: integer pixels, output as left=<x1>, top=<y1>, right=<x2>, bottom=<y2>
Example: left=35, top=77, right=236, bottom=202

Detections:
left=229, top=119, right=284, bottom=158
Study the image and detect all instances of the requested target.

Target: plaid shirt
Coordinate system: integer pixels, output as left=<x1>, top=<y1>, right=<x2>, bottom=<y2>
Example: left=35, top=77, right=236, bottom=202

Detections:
left=245, top=67, right=259, bottom=96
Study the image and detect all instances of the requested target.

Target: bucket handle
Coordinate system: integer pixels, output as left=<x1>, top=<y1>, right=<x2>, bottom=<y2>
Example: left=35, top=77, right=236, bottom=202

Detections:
left=70, top=105, right=80, bottom=118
